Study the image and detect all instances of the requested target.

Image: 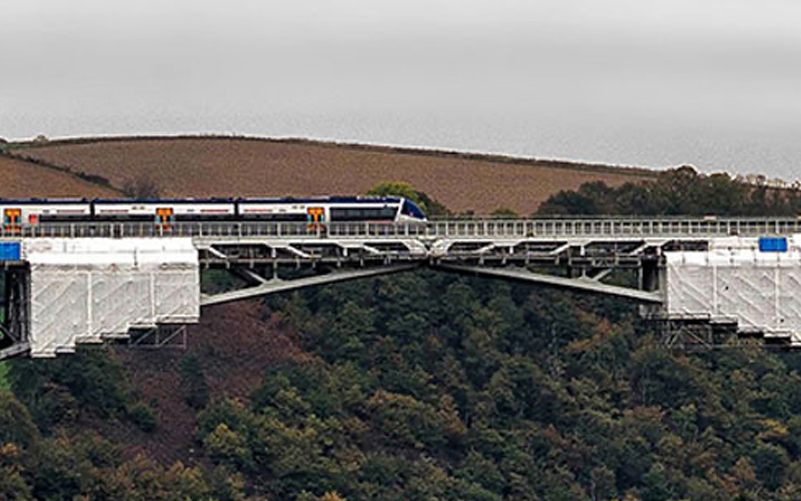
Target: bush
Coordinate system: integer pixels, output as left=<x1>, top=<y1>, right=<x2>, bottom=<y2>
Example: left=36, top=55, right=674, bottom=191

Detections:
left=127, top=401, right=158, bottom=433
left=122, top=175, right=162, bottom=198
left=0, top=390, right=40, bottom=450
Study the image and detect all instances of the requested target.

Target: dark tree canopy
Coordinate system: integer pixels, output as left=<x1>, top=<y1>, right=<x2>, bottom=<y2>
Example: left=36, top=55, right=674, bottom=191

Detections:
left=539, top=166, right=801, bottom=217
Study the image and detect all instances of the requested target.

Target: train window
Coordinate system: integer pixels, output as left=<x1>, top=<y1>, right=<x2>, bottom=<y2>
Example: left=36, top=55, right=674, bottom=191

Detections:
left=401, top=199, right=426, bottom=219
left=239, top=212, right=307, bottom=221
left=330, top=207, right=397, bottom=221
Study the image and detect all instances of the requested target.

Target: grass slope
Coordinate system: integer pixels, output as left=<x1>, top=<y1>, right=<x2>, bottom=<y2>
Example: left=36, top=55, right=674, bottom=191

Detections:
left=12, top=135, right=658, bottom=214
left=0, top=153, right=120, bottom=199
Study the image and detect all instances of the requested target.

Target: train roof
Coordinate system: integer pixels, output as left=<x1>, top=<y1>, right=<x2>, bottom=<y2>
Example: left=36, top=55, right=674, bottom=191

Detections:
left=235, top=196, right=402, bottom=204
left=0, top=196, right=404, bottom=204
left=0, top=198, right=90, bottom=204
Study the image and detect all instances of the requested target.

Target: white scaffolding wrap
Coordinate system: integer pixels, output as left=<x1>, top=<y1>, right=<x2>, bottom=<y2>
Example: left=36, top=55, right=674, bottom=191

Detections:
left=666, top=235, right=801, bottom=343
left=24, top=238, right=200, bottom=357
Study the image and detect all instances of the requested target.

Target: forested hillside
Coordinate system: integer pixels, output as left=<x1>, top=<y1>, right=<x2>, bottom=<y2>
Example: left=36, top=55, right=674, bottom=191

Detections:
left=3, top=168, right=801, bottom=500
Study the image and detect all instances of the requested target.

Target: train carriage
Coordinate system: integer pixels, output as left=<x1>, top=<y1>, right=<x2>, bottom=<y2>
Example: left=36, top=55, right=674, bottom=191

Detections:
left=2, top=199, right=92, bottom=231
left=237, top=197, right=424, bottom=226
left=1, top=196, right=426, bottom=232
left=92, top=199, right=236, bottom=225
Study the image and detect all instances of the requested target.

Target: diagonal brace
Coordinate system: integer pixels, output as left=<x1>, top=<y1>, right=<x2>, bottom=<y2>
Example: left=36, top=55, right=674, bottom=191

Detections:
left=202, top=263, right=422, bottom=307
left=434, top=263, right=663, bottom=303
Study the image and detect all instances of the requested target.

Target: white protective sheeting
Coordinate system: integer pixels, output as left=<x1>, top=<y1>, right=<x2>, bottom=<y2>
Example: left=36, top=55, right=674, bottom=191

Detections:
left=666, top=235, right=801, bottom=343
left=24, top=238, right=200, bottom=357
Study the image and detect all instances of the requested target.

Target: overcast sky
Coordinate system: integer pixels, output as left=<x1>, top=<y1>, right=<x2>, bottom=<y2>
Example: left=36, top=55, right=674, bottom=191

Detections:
left=2, top=0, right=800, bottom=178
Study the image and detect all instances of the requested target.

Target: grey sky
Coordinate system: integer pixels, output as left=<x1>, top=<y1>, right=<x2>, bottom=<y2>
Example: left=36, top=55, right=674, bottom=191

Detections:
left=2, top=0, right=800, bottom=178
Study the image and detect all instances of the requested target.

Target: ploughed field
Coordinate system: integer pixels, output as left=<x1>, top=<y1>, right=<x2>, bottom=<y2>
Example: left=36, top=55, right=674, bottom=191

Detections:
left=10, top=137, right=657, bottom=214
left=0, top=154, right=118, bottom=198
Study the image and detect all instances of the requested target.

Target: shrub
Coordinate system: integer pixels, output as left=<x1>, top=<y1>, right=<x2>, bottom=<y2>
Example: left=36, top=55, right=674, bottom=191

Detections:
left=127, top=401, right=157, bottom=433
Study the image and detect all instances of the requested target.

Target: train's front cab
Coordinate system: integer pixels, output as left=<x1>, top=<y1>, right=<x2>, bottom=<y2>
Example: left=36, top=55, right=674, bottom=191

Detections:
left=397, top=198, right=427, bottom=222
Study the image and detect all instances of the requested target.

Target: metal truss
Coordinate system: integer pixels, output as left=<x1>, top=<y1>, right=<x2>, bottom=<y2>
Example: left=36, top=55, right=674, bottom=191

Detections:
left=0, top=266, right=31, bottom=361
left=194, top=236, right=670, bottom=306
left=657, top=319, right=742, bottom=351
left=195, top=238, right=428, bottom=266
left=652, top=317, right=796, bottom=351
left=433, top=263, right=663, bottom=303
left=117, top=325, right=188, bottom=349
left=201, top=263, right=421, bottom=306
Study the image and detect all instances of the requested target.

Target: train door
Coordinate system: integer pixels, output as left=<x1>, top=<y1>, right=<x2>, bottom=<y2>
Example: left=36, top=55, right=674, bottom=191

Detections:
left=306, top=207, right=325, bottom=231
left=156, top=207, right=174, bottom=231
left=3, top=209, right=21, bottom=232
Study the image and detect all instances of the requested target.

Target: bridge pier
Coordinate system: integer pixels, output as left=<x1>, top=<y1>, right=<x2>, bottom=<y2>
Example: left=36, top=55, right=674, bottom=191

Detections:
left=0, top=265, right=31, bottom=357
left=639, top=258, right=661, bottom=293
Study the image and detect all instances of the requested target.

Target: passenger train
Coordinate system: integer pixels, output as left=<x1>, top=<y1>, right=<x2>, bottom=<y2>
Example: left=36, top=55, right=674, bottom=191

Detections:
left=1, top=197, right=427, bottom=231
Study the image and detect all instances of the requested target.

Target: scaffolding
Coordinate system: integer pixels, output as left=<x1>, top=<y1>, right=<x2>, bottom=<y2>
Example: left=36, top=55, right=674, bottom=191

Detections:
left=664, top=235, right=801, bottom=347
left=22, top=238, right=199, bottom=357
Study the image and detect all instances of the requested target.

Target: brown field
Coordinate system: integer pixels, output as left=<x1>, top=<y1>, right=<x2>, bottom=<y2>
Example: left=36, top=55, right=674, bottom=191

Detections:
left=0, top=153, right=119, bottom=198
left=13, top=137, right=658, bottom=214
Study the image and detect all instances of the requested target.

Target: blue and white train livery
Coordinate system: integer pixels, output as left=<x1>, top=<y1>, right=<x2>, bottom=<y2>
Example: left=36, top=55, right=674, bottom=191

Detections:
left=1, top=197, right=427, bottom=231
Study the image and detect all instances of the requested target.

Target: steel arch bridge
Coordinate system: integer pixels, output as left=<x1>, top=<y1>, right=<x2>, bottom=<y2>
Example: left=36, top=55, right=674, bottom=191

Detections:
left=3, top=216, right=801, bottom=358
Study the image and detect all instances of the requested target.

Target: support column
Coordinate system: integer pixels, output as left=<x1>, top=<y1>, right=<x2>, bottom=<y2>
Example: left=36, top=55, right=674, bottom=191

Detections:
left=638, top=257, right=666, bottom=321
left=1, top=266, right=31, bottom=357
left=0, top=269, right=7, bottom=350
left=640, top=258, right=660, bottom=292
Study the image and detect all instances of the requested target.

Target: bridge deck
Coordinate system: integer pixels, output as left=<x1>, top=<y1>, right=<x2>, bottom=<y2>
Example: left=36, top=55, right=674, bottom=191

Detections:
left=1, top=217, right=800, bottom=240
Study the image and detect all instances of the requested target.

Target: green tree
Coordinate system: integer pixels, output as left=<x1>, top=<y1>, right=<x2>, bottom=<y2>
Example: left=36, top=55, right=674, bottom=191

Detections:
left=10, top=348, right=128, bottom=428
left=366, top=182, right=448, bottom=216
left=752, top=442, right=790, bottom=491
left=203, top=423, right=252, bottom=469
left=0, top=443, right=32, bottom=501
left=0, top=390, right=39, bottom=451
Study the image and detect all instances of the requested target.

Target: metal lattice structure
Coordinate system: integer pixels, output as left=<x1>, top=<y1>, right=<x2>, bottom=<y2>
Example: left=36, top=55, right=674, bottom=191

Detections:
left=2, top=217, right=801, bottom=359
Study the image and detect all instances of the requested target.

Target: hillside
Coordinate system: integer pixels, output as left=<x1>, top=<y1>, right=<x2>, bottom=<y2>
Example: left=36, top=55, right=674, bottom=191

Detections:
left=0, top=153, right=119, bottom=198
left=10, top=136, right=658, bottom=214
left=111, top=301, right=304, bottom=464
left=5, top=158, right=801, bottom=500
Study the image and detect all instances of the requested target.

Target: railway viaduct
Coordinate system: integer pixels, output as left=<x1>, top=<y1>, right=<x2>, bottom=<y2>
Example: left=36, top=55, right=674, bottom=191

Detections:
left=3, top=217, right=801, bottom=358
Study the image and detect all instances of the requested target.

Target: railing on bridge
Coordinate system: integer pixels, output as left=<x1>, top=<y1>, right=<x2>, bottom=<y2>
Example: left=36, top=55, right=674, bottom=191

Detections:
left=2, top=217, right=801, bottom=240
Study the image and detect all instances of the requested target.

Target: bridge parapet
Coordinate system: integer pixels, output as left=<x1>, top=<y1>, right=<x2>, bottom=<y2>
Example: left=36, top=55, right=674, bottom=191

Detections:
left=2, top=217, right=801, bottom=240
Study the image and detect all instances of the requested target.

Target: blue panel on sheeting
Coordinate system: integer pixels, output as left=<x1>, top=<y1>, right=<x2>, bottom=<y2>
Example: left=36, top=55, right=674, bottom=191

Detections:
left=0, top=242, right=21, bottom=261
left=759, top=237, right=788, bottom=253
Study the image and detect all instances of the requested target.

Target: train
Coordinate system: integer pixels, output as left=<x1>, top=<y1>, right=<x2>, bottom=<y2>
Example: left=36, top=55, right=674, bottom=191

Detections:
left=1, top=197, right=427, bottom=231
